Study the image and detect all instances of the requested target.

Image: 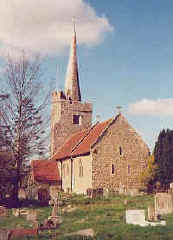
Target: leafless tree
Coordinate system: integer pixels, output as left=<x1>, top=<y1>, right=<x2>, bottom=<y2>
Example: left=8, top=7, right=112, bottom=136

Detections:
left=0, top=52, right=51, bottom=201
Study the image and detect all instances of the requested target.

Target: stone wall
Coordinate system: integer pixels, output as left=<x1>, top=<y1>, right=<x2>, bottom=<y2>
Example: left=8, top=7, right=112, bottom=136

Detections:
left=51, top=91, right=92, bottom=154
left=91, top=114, right=150, bottom=192
left=61, top=155, right=92, bottom=194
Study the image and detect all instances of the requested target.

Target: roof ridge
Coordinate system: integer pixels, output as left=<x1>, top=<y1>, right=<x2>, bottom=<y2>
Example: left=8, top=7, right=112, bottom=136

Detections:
left=71, top=122, right=98, bottom=154
left=91, top=115, right=119, bottom=149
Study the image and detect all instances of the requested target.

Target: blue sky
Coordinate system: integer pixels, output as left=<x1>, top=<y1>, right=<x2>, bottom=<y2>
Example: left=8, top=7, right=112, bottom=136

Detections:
left=1, top=0, right=173, bottom=150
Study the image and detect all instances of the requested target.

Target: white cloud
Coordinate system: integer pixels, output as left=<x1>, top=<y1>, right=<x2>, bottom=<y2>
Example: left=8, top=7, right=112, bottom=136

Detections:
left=0, top=0, right=113, bottom=56
left=128, top=98, right=173, bottom=116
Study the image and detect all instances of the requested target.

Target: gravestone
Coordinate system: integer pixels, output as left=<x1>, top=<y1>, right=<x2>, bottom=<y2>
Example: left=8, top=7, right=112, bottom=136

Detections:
left=49, top=186, right=59, bottom=200
left=0, top=229, right=11, bottom=240
left=126, top=209, right=166, bottom=226
left=126, top=210, right=146, bottom=226
left=103, top=188, right=109, bottom=199
left=0, top=206, right=8, bottom=217
left=18, top=188, right=26, bottom=199
left=148, top=206, right=155, bottom=221
left=26, top=209, right=37, bottom=222
left=155, top=193, right=173, bottom=215
left=128, top=189, right=139, bottom=196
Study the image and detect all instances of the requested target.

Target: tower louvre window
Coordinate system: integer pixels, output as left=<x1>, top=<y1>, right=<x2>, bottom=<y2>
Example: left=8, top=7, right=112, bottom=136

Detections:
left=73, top=115, right=82, bottom=125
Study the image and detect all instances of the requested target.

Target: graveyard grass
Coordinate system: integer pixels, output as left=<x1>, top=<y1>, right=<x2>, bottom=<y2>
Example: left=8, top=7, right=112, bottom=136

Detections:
left=1, top=194, right=173, bottom=240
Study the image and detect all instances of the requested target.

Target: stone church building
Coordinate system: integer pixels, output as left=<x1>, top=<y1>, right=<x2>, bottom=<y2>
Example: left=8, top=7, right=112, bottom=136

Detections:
left=50, top=28, right=150, bottom=194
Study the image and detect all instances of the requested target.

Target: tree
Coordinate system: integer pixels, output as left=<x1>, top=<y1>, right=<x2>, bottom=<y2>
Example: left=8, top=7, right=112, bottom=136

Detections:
left=140, top=154, right=157, bottom=190
left=154, top=129, right=173, bottom=189
left=0, top=52, right=50, bottom=201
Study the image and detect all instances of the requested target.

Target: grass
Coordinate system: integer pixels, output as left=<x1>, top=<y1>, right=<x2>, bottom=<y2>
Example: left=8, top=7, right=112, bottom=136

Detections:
left=0, top=194, right=173, bottom=239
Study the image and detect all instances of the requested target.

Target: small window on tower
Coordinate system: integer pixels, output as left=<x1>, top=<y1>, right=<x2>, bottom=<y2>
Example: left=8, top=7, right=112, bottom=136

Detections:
left=112, top=164, right=115, bottom=174
left=119, top=146, right=122, bottom=155
left=127, top=165, right=130, bottom=174
left=73, top=115, right=81, bottom=125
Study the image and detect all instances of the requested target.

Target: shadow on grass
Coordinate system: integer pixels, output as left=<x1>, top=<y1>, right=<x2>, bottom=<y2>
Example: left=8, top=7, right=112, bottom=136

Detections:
left=0, top=198, right=49, bottom=208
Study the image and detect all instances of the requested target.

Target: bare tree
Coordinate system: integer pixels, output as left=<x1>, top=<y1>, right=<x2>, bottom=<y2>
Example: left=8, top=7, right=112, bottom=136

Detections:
left=0, top=52, right=50, bottom=201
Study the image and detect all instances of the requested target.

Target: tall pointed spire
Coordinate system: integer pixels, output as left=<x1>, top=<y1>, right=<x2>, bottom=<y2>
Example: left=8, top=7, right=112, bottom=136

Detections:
left=65, top=22, right=81, bottom=101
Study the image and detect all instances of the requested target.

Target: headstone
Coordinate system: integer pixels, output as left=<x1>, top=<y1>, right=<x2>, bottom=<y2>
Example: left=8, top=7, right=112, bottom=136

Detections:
left=119, top=184, right=126, bottom=194
left=148, top=206, right=155, bottom=221
left=12, top=208, right=28, bottom=217
left=0, top=206, right=8, bottom=217
left=0, top=229, right=11, bottom=240
left=26, top=209, right=37, bottom=222
left=126, top=210, right=146, bottom=226
left=155, top=193, right=173, bottom=216
left=49, top=186, right=59, bottom=200
left=103, top=189, right=109, bottom=199
left=18, top=188, right=26, bottom=199
left=128, top=189, right=139, bottom=196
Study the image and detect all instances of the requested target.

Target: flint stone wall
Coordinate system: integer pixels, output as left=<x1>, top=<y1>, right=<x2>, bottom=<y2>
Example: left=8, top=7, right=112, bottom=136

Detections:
left=51, top=92, right=92, bottom=154
left=92, top=114, right=150, bottom=191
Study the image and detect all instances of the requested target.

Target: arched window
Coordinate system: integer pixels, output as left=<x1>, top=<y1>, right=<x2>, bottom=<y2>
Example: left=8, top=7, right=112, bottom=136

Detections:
left=112, top=164, right=115, bottom=174
left=66, top=163, right=69, bottom=176
left=62, top=163, right=65, bottom=177
left=79, top=160, right=83, bottom=177
left=127, top=165, right=130, bottom=174
left=119, top=146, right=122, bottom=155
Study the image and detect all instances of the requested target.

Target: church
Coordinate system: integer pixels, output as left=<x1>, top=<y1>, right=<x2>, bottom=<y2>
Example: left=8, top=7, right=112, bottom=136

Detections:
left=49, top=27, right=150, bottom=195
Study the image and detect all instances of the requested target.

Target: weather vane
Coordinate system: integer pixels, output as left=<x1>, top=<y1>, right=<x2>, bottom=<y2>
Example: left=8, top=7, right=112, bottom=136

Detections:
left=72, top=17, right=76, bottom=32
left=116, top=106, right=122, bottom=114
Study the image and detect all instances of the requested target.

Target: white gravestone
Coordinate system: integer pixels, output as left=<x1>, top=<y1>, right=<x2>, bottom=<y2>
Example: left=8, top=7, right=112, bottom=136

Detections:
left=126, top=209, right=166, bottom=227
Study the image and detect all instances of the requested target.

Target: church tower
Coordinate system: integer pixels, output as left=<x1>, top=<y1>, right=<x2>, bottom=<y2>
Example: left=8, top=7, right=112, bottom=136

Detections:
left=51, top=26, right=93, bottom=155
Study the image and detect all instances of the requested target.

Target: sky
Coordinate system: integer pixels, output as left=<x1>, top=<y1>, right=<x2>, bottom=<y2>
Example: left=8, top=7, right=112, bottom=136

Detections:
left=1, top=0, right=173, bottom=150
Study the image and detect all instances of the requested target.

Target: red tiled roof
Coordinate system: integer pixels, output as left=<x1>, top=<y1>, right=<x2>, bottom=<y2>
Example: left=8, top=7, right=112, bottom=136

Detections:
left=52, top=119, right=111, bottom=161
left=31, top=160, right=60, bottom=183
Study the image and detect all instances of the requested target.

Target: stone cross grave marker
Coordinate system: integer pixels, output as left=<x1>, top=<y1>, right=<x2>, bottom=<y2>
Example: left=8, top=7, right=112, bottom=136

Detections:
left=155, top=193, right=173, bottom=215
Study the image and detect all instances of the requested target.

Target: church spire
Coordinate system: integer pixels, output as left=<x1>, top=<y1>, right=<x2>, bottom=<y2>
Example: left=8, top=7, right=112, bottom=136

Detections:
left=65, top=22, right=81, bottom=101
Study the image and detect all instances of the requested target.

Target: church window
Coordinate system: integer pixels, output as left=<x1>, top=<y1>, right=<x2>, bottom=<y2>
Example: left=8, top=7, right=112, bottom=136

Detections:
left=73, top=115, right=80, bottom=125
left=112, top=164, right=115, bottom=174
left=119, top=146, right=122, bottom=155
left=79, top=160, right=83, bottom=177
left=127, top=165, right=130, bottom=174
left=66, top=164, right=69, bottom=176
left=62, top=164, right=65, bottom=177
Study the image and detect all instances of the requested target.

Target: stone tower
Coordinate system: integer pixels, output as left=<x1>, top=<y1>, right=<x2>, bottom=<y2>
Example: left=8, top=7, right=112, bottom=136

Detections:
left=51, top=27, right=92, bottom=155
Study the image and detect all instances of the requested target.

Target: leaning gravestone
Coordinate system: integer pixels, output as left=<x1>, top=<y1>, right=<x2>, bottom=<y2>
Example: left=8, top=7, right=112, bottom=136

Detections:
left=155, top=193, right=173, bottom=216
left=0, top=206, right=8, bottom=217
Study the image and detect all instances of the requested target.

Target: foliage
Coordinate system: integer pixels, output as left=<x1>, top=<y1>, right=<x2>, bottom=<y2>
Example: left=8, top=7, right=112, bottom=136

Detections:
left=140, top=154, right=157, bottom=189
left=0, top=51, right=50, bottom=201
left=2, top=194, right=173, bottom=239
left=154, top=129, right=173, bottom=189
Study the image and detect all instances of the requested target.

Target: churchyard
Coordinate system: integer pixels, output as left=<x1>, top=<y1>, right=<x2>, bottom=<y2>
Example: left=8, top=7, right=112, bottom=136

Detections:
left=1, top=193, right=173, bottom=240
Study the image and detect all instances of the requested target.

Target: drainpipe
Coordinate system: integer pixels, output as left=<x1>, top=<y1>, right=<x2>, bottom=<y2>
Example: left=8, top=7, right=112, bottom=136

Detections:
left=71, top=157, right=73, bottom=192
left=60, top=160, right=63, bottom=191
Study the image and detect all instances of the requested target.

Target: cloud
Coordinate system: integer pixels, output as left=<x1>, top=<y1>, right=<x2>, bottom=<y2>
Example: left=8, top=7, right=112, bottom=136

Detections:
left=0, top=0, right=113, bottom=56
left=128, top=98, right=173, bottom=116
